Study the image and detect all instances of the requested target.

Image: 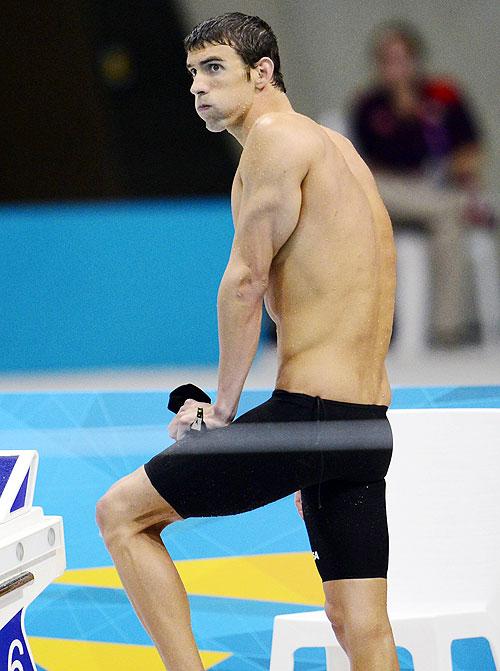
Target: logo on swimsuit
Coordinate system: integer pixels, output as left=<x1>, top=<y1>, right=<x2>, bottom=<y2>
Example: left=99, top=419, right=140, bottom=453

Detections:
left=312, top=551, right=320, bottom=561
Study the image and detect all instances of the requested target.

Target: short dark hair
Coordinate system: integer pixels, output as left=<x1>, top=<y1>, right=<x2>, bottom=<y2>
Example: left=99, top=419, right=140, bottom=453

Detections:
left=369, top=20, right=427, bottom=63
left=184, top=12, right=286, bottom=93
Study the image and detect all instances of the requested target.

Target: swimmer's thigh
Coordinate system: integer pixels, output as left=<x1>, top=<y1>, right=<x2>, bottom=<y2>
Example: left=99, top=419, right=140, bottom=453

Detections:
left=144, top=395, right=321, bottom=519
left=301, top=478, right=389, bottom=582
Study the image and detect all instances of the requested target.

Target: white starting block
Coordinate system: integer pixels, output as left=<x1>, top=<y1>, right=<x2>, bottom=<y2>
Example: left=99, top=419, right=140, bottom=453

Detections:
left=0, top=450, right=66, bottom=671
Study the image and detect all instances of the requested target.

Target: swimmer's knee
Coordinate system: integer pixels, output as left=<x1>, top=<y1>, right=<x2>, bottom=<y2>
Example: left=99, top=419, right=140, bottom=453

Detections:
left=325, top=600, right=391, bottom=643
left=324, top=600, right=345, bottom=632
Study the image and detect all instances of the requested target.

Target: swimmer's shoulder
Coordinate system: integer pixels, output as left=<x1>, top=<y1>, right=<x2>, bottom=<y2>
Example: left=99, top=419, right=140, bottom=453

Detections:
left=256, top=113, right=359, bottom=168
left=246, top=111, right=322, bottom=153
left=251, top=110, right=347, bottom=145
left=242, top=112, right=319, bottom=171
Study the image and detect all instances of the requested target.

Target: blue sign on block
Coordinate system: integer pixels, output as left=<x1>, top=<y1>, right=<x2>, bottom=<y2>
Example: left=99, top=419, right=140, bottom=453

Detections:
left=0, top=610, right=36, bottom=671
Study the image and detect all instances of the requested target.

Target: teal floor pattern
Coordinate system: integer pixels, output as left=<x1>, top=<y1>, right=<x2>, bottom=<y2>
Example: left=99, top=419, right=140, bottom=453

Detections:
left=1, top=386, right=498, bottom=670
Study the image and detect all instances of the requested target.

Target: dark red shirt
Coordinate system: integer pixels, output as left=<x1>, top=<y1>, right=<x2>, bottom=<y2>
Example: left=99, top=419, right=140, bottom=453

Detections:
left=351, top=77, right=480, bottom=173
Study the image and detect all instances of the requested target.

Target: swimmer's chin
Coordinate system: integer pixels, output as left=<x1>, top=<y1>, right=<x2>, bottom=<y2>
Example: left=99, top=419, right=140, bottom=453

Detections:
left=203, top=120, right=227, bottom=133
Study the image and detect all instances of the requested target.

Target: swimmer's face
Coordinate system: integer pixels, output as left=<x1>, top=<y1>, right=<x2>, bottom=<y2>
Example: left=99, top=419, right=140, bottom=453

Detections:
left=376, top=36, right=418, bottom=86
left=187, top=44, right=256, bottom=132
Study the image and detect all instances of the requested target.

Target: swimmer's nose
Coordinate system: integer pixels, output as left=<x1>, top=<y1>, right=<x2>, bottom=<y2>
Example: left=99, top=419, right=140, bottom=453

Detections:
left=190, top=76, right=207, bottom=97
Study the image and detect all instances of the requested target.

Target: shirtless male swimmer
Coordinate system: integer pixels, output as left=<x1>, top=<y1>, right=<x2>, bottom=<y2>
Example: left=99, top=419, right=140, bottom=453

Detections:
left=95, top=12, right=399, bottom=671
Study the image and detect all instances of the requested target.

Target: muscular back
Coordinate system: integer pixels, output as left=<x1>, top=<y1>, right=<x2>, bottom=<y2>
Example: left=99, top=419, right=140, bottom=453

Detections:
left=231, top=113, right=396, bottom=406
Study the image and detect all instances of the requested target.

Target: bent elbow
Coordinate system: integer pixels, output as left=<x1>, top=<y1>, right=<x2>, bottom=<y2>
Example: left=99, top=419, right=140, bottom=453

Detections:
left=223, top=264, right=269, bottom=299
left=233, top=277, right=268, bottom=302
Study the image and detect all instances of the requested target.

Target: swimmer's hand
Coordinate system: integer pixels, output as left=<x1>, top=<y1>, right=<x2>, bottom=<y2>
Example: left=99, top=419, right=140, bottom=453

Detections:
left=295, top=490, right=304, bottom=521
left=168, top=400, right=231, bottom=441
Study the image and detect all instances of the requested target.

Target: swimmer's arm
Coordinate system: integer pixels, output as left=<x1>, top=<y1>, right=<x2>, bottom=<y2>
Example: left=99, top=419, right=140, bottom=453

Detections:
left=215, top=118, right=310, bottom=421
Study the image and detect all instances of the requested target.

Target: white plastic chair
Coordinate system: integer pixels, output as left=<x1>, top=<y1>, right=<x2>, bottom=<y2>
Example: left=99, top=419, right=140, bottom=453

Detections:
left=270, top=608, right=441, bottom=670
left=468, top=229, right=500, bottom=343
left=392, top=230, right=430, bottom=356
left=392, top=228, right=500, bottom=356
left=269, top=409, right=500, bottom=670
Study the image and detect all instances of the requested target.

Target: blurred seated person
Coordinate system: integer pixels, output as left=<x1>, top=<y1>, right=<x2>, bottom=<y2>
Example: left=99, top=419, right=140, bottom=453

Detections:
left=350, top=20, right=495, bottom=347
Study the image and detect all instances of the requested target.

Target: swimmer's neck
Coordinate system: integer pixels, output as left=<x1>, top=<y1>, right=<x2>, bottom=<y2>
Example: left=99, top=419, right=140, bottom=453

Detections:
left=228, top=88, right=294, bottom=146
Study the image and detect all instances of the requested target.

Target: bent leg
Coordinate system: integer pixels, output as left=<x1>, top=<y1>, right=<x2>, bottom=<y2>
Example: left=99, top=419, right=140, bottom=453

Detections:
left=115, top=394, right=391, bottom=666
left=96, top=466, right=204, bottom=671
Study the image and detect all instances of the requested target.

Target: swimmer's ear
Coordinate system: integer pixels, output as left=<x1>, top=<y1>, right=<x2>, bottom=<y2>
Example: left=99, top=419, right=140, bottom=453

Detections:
left=253, top=57, right=274, bottom=89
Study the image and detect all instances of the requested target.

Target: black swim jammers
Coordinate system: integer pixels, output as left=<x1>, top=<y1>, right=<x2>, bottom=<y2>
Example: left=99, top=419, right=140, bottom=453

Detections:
left=144, top=389, right=393, bottom=582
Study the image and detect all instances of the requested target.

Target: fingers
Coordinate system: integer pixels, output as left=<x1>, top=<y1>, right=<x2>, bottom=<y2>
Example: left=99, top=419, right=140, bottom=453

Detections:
left=169, top=417, right=189, bottom=440
left=167, top=401, right=219, bottom=441
left=169, top=402, right=194, bottom=436
left=168, top=421, right=177, bottom=439
left=168, top=402, right=198, bottom=439
left=170, top=418, right=190, bottom=441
